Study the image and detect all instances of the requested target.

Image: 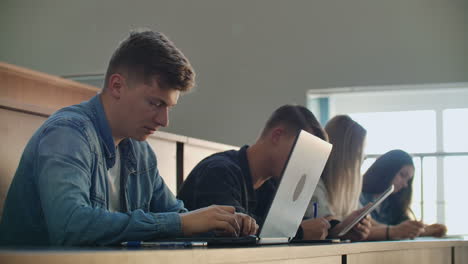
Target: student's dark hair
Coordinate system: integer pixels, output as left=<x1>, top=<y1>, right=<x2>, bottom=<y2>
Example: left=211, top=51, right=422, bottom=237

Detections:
left=260, top=105, right=327, bottom=141
left=362, top=149, right=415, bottom=225
left=104, top=29, right=195, bottom=91
left=261, top=105, right=329, bottom=190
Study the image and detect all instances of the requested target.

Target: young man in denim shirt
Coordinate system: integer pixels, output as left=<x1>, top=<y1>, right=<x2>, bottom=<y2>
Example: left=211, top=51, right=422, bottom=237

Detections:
left=0, top=30, right=257, bottom=246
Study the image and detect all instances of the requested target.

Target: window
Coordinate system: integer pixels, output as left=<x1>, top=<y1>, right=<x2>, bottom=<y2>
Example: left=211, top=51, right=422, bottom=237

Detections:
left=444, top=157, right=468, bottom=235
left=350, top=111, right=436, bottom=154
left=352, top=111, right=438, bottom=225
left=443, top=108, right=468, bottom=234
left=443, top=109, right=468, bottom=152
left=309, top=85, right=468, bottom=235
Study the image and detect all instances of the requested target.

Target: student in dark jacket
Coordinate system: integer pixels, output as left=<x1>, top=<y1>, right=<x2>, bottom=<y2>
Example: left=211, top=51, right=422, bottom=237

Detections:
left=178, top=105, right=371, bottom=240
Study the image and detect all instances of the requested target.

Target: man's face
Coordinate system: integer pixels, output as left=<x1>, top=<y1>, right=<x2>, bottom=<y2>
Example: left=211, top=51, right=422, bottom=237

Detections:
left=270, top=131, right=297, bottom=181
left=116, top=76, right=179, bottom=141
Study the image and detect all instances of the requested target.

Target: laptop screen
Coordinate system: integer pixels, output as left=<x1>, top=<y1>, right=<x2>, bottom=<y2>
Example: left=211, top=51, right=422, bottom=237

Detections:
left=258, top=130, right=332, bottom=244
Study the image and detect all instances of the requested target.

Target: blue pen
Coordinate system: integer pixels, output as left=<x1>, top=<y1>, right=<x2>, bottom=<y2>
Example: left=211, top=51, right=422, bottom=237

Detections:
left=313, top=202, right=318, bottom=218
left=121, top=241, right=207, bottom=247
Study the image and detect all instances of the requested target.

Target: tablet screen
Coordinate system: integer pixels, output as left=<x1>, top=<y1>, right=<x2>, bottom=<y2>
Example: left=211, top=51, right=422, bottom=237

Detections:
left=337, top=184, right=395, bottom=237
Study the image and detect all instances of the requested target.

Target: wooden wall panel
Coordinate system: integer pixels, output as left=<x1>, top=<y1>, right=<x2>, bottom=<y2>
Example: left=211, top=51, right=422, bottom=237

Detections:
left=146, top=137, right=178, bottom=194
left=0, top=108, right=46, bottom=218
left=183, top=137, right=238, bottom=179
left=0, top=62, right=99, bottom=111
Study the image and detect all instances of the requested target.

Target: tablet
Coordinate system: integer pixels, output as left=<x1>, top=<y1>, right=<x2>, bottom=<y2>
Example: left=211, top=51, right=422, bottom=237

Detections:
left=337, top=184, right=395, bottom=237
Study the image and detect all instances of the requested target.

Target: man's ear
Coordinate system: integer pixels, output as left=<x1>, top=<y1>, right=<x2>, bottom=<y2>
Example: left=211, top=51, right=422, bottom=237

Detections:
left=107, top=73, right=125, bottom=99
left=270, top=127, right=286, bottom=146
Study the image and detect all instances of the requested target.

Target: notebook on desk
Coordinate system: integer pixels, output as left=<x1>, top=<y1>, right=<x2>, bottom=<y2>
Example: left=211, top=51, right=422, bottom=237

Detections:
left=140, top=130, right=332, bottom=246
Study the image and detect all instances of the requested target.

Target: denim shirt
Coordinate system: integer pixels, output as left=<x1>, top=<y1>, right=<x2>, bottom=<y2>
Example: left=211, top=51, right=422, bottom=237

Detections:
left=0, top=95, right=187, bottom=246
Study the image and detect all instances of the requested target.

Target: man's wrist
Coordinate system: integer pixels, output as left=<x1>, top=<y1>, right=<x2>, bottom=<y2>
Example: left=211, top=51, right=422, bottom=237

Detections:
left=294, top=225, right=304, bottom=240
left=326, top=219, right=341, bottom=238
left=328, top=219, right=341, bottom=230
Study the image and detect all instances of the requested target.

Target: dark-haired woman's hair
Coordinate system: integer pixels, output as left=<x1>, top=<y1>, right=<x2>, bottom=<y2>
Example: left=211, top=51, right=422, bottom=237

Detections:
left=362, top=149, right=415, bottom=225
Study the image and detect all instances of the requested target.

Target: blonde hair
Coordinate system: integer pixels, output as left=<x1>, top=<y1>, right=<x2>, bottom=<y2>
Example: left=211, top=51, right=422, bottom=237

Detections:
left=323, top=115, right=366, bottom=220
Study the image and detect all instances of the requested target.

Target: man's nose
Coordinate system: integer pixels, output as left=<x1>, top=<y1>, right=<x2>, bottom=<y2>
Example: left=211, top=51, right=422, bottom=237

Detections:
left=402, top=181, right=408, bottom=188
left=154, top=106, right=169, bottom=127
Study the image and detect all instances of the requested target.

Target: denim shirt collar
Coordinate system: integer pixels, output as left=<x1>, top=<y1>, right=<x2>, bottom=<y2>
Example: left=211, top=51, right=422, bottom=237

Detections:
left=89, top=95, right=117, bottom=169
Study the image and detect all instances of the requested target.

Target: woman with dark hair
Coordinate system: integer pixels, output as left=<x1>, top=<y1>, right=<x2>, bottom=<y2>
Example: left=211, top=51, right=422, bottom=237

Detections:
left=362, top=150, right=447, bottom=240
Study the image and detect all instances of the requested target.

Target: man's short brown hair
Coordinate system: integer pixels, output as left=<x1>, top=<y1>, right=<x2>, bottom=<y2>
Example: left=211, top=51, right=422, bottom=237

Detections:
left=261, top=105, right=327, bottom=141
left=104, top=30, right=195, bottom=91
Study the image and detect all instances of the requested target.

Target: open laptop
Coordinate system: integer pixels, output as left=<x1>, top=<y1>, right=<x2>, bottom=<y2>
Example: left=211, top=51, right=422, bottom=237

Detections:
left=133, top=130, right=332, bottom=247
left=257, top=129, right=332, bottom=244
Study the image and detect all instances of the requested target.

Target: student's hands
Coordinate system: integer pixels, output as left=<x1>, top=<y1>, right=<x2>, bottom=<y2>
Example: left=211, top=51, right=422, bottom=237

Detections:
left=235, top=212, right=259, bottom=236
left=342, top=215, right=372, bottom=241
left=329, top=207, right=372, bottom=241
left=390, top=220, right=425, bottom=239
left=180, top=205, right=240, bottom=237
left=423, top=223, right=447, bottom=237
left=300, top=217, right=331, bottom=240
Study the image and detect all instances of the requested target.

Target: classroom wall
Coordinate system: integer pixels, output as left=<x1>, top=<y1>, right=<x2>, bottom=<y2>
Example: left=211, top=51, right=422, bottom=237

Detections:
left=1, top=0, right=467, bottom=146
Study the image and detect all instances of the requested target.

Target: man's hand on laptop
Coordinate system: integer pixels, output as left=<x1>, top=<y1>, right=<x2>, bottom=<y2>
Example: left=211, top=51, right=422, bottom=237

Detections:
left=301, top=217, right=331, bottom=240
left=180, top=205, right=241, bottom=237
left=235, top=213, right=259, bottom=236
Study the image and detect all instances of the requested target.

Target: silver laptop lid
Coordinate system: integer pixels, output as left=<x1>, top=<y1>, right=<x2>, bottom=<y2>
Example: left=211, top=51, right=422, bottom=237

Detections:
left=258, top=130, right=332, bottom=244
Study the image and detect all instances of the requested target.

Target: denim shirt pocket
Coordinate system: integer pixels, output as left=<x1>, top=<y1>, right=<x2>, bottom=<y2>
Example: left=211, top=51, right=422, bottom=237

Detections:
left=126, top=166, right=155, bottom=212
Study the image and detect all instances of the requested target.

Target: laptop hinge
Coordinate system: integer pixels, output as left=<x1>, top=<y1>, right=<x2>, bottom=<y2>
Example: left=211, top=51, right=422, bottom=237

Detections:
left=258, top=237, right=290, bottom=244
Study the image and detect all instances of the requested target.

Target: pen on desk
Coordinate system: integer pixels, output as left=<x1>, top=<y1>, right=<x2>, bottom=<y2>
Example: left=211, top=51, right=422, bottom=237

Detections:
left=409, top=207, right=421, bottom=222
left=313, top=202, right=318, bottom=219
left=121, top=241, right=207, bottom=247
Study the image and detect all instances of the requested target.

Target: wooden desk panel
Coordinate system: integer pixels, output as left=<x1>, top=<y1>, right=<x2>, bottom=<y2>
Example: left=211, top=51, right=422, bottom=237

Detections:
left=251, top=256, right=341, bottom=264
left=455, top=246, right=468, bottom=264
left=1, top=240, right=467, bottom=264
left=0, top=246, right=342, bottom=264
left=347, top=247, right=451, bottom=264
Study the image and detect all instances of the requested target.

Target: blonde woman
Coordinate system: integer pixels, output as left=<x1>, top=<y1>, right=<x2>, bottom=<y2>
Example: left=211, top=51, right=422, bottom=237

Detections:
left=305, top=115, right=370, bottom=240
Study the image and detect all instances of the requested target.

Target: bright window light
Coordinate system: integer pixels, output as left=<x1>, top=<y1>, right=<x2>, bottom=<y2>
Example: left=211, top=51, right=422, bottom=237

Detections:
left=444, top=156, right=468, bottom=235
left=443, top=108, right=468, bottom=152
left=350, top=111, right=436, bottom=154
